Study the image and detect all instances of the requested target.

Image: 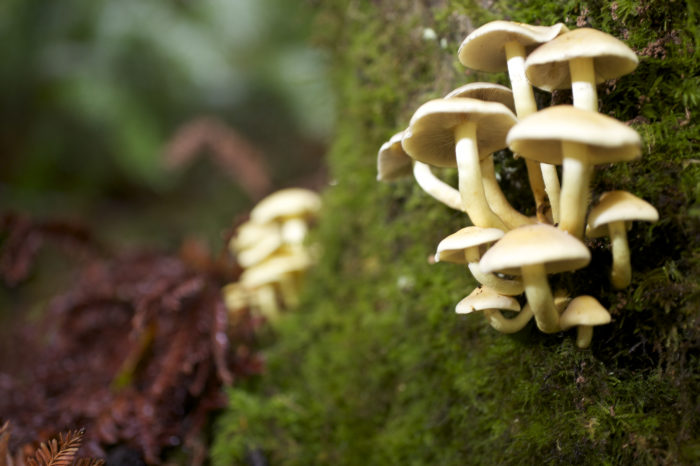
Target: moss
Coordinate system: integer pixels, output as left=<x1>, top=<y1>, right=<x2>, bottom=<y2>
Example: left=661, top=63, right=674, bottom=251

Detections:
left=213, top=0, right=699, bottom=464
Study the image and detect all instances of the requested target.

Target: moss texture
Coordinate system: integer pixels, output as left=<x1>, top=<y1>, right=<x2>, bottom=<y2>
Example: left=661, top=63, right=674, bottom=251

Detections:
left=213, top=1, right=699, bottom=464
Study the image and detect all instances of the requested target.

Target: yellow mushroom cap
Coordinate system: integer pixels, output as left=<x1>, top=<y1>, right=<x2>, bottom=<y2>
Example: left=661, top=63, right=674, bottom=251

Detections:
left=507, top=105, right=641, bottom=165
left=479, top=224, right=590, bottom=275
left=402, top=98, right=517, bottom=168
left=586, top=191, right=659, bottom=237
left=435, top=226, right=504, bottom=263
left=250, top=188, right=321, bottom=224
left=445, top=82, right=516, bottom=113
left=222, top=282, right=251, bottom=311
left=377, top=130, right=413, bottom=181
left=525, top=28, right=638, bottom=91
left=559, top=295, right=611, bottom=330
left=232, top=220, right=280, bottom=252
left=235, top=231, right=284, bottom=268
left=456, top=286, right=521, bottom=314
left=458, top=21, right=569, bottom=73
left=240, top=248, right=311, bottom=289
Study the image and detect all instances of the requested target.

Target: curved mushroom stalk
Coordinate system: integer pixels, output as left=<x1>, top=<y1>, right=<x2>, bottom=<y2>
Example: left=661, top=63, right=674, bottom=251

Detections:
left=480, top=155, right=536, bottom=229
left=608, top=221, right=632, bottom=289
left=412, top=161, right=464, bottom=212
left=484, top=306, right=533, bottom=333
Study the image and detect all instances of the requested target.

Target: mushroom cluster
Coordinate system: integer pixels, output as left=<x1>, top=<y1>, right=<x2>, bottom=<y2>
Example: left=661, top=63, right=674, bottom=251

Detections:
left=222, top=188, right=321, bottom=320
left=377, top=21, right=658, bottom=348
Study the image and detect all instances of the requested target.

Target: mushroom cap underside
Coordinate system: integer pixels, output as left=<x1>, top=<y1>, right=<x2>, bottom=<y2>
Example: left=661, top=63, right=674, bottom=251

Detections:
left=458, top=21, right=569, bottom=72
left=479, top=224, right=591, bottom=275
left=506, top=105, right=641, bottom=165
left=402, top=98, right=517, bottom=168
left=587, top=190, right=659, bottom=237
left=525, top=28, right=638, bottom=91
left=377, top=130, right=412, bottom=181
left=436, top=226, right=505, bottom=263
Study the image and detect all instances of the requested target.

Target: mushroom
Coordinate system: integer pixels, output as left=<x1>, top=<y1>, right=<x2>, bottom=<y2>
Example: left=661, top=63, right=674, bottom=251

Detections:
left=479, top=224, right=590, bottom=333
left=525, top=28, right=638, bottom=112
left=586, top=191, right=659, bottom=289
left=232, top=224, right=283, bottom=268
left=445, top=83, right=535, bottom=228
left=559, top=295, right=611, bottom=348
left=435, top=226, right=523, bottom=296
left=507, top=105, right=641, bottom=239
left=240, top=248, right=312, bottom=319
left=250, top=188, right=321, bottom=245
left=456, top=286, right=533, bottom=333
left=377, top=130, right=463, bottom=211
left=458, top=21, right=569, bottom=223
left=402, top=98, right=516, bottom=230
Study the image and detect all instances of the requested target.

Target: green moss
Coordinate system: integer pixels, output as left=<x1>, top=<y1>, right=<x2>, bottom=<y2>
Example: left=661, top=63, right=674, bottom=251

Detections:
left=213, top=1, right=699, bottom=464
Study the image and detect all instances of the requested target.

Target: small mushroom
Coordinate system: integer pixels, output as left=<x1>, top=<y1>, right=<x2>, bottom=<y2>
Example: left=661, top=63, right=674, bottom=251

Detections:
left=456, top=286, right=533, bottom=333
left=445, top=82, right=535, bottom=229
left=377, top=130, right=463, bottom=211
left=479, top=224, right=590, bottom=333
left=250, top=188, right=321, bottom=245
left=435, top=226, right=523, bottom=296
left=586, top=191, right=659, bottom=289
left=525, top=28, right=638, bottom=112
left=559, top=295, right=611, bottom=348
left=507, top=105, right=641, bottom=239
left=402, top=98, right=516, bottom=230
left=458, top=21, right=569, bottom=222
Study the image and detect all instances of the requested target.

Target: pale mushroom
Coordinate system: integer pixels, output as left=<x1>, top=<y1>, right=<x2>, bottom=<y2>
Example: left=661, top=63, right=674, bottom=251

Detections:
left=586, top=191, right=659, bottom=289
left=559, top=295, right=611, bottom=348
left=525, top=28, right=638, bottom=112
left=377, top=130, right=463, bottom=211
left=507, top=105, right=641, bottom=239
left=479, top=224, right=590, bottom=333
left=250, top=188, right=321, bottom=245
left=445, top=82, right=534, bottom=228
left=435, top=226, right=523, bottom=296
left=456, top=286, right=533, bottom=333
left=458, top=21, right=569, bottom=223
left=402, top=98, right=516, bottom=230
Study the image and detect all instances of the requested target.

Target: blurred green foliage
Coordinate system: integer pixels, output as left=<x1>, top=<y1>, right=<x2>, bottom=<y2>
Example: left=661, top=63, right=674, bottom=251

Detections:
left=0, top=0, right=333, bottom=248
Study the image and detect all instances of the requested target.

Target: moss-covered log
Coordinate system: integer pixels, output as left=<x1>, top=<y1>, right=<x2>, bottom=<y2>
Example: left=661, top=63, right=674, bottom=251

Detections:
left=213, top=1, right=699, bottom=464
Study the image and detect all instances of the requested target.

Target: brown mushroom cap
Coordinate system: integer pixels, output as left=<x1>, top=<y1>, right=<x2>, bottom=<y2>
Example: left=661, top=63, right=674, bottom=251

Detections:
left=456, top=286, right=521, bottom=314
left=435, top=226, right=504, bottom=263
left=506, top=105, right=641, bottom=165
left=458, top=21, right=569, bottom=72
left=525, top=28, right=638, bottom=91
left=402, top=98, right=517, bottom=168
left=377, top=130, right=413, bottom=181
left=445, top=82, right=516, bottom=113
left=479, top=224, right=590, bottom=275
left=559, top=295, right=611, bottom=330
left=587, top=191, right=659, bottom=237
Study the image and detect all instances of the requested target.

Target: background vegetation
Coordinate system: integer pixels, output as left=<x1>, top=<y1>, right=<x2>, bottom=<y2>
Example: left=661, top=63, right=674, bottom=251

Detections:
left=212, top=0, right=699, bottom=464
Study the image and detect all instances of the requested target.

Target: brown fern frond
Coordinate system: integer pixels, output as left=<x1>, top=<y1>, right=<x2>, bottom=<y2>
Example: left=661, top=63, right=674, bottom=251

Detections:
left=0, top=421, right=11, bottom=466
left=27, top=428, right=84, bottom=466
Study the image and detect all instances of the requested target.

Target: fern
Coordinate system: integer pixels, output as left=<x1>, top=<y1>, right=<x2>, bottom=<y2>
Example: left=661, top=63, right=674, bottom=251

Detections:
left=25, top=429, right=104, bottom=466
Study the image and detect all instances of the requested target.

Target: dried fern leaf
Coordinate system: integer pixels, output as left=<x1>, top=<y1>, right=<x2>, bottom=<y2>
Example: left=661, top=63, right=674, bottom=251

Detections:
left=27, top=429, right=84, bottom=466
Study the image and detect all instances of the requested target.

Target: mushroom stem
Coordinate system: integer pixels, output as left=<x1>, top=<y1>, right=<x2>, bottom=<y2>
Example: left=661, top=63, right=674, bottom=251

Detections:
left=480, top=156, right=536, bottom=228
left=559, top=141, right=592, bottom=239
left=255, top=285, right=280, bottom=320
left=278, top=275, right=300, bottom=308
left=455, top=121, right=507, bottom=229
left=608, top=220, right=632, bottom=289
left=504, top=40, right=553, bottom=223
left=541, top=163, right=561, bottom=224
left=412, top=161, right=464, bottom=211
left=575, top=325, right=594, bottom=348
left=484, top=305, right=533, bottom=333
left=468, top=262, right=524, bottom=296
left=569, top=56, right=598, bottom=112
left=520, top=263, right=559, bottom=333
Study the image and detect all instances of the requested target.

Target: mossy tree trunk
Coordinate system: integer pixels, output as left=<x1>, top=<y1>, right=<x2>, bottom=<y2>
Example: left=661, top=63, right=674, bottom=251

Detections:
left=213, top=1, right=699, bottom=464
